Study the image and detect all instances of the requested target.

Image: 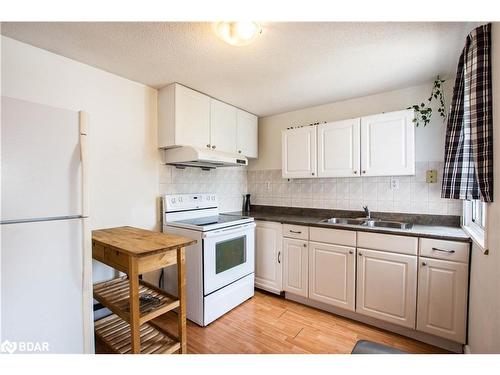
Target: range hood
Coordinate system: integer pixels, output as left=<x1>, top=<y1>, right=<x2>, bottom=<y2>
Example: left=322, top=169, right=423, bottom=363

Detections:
left=164, top=146, right=248, bottom=169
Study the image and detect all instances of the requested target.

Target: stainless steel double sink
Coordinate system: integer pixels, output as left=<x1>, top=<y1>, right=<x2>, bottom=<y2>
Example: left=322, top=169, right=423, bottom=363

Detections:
left=321, top=217, right=413, bottom=230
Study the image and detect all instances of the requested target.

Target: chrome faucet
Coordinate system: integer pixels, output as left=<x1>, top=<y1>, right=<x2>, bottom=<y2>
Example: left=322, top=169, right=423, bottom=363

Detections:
left=363, top=205, right=371, bottom=219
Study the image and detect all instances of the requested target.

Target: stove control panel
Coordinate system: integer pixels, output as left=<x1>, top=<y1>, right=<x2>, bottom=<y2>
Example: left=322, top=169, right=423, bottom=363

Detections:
left=163, top=193, right=218, bottom=212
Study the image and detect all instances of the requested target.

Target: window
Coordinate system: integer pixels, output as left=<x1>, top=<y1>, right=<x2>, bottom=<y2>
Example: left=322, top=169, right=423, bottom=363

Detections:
left=471, top=199, right=486, bottom=229
left=463, top=199, right=487, bottom=251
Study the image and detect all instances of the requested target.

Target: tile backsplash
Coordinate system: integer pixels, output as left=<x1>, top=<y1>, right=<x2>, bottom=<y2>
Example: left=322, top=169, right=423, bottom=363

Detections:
left=247, top=162, right=462, bottom=216
left=158, top=161, right=462, bottom=216
left=159, top=165, right=247, bottom=212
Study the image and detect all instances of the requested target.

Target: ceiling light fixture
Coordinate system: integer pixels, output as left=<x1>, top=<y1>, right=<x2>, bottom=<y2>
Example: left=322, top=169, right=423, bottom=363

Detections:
left=215, top=22, right=262, bottom=46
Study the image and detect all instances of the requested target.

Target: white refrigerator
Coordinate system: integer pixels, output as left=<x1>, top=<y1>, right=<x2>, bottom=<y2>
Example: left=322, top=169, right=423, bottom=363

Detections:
left=1, top=96, right=93, bottom=353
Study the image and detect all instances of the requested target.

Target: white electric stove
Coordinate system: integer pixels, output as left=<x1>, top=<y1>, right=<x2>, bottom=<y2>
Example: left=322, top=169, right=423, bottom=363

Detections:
left=161, top=193, right=255, bottom=326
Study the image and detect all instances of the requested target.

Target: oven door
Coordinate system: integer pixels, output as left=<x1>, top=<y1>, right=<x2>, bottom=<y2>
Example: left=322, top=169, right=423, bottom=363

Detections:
left=202, top=222, right=255, bottom=295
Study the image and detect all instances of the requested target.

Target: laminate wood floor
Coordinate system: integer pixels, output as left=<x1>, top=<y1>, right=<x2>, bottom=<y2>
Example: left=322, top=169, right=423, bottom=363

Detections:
left=96, top=290, right=449, bottom=354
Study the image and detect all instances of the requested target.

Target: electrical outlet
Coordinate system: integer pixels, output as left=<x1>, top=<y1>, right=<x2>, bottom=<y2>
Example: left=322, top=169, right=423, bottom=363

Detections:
left=426, top=170, right=438, bottom=183
left=390, top=177, right=399, bottom=190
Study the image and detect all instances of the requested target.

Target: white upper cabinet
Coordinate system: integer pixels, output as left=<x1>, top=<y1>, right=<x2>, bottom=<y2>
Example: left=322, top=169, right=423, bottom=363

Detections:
left=356, top=248, right=417, bottom=328
left=210, top=99, right=237, bottom=153
left=255, top=221, right=283, bottom=294
left=237, top=110, right=258, bottom=158
left=417, top=257, right=468, bottom=343
left=282, top=126, right=317, bottom=178
left=158, top=83, right=258, bottom=156
left=360, top=109, right=415, bottom=176
left=158, top=83, right=211, bottom=149
left=317, top=119, right=360, bottom=178
left=282, top=109, right=415, bottom=179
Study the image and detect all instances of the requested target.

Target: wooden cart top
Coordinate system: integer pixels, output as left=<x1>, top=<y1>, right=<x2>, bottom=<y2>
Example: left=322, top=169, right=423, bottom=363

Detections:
left=92, top=226, right=196, bottom=257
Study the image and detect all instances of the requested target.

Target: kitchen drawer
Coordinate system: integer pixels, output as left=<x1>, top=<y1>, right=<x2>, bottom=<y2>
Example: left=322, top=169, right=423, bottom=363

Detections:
left=283, top=224, right=309, bottom=240
left=357, top=232, right=418, bottom=255
left=310, top=227, right=356, bottom=247
left=419, top=238, right=470, bottom=263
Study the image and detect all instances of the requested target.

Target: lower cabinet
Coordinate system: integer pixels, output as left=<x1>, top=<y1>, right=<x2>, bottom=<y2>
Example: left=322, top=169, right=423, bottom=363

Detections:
left=308, top=241, right=356, bottom=311
left=255, top=221, right=283, bottom=294
left=356, top=248, right=418, bottom=328
left=274, top=224, right=470, bottom=345
left=283, top=238, right=308, bottom=297
left=417, top=257, right=468, bottom=343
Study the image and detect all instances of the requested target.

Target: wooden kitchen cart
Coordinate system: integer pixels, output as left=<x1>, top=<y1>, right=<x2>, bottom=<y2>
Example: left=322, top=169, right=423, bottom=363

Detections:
left=92, top=226, right=196, bottom=354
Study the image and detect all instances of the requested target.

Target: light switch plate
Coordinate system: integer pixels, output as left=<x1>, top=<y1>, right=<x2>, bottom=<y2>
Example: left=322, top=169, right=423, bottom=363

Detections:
left=426, top=170, right=438, bottom=183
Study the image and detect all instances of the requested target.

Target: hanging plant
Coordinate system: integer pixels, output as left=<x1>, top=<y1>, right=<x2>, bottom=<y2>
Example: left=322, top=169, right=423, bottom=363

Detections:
left=408, top=76, right=447, bottom=127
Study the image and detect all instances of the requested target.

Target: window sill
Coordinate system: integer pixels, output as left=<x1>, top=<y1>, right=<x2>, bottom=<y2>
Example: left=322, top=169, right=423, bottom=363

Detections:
left=462, top=224, right=488, bottom=254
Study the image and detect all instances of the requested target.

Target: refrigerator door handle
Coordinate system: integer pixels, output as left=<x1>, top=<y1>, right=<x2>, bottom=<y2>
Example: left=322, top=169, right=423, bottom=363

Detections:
left=79, top=111, right=93, bottom=353
left=79, top=111, right=89, bottom=218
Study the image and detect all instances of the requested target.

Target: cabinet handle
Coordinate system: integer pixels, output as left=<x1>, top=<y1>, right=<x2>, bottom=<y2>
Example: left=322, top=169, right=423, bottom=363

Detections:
left=278, top=251, right=281, bottom=264
left=290, top=230, right=302, bottom=234
left=422, top=261, right=427, bottom=266
left=212, top=145, right=216, bottom=149
left=206, top=144, right=211, bottom=148
left=358, top=252, right=363, bottom=256
left=238, top=150, right=242, bottom=154
left=303, top=243, right=307, bottom=247
left=349, top=250, right=354, bottom=254
left=311, top=172, right=315, bottom=176
left=362, top=170, right=366, bottom=174
left=431, top=247, right=455, bottom=254
left=353, top=171, right=358, bottom=174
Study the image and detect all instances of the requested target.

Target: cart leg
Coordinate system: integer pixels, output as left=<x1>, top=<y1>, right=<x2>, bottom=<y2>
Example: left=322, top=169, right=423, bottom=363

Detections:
left=177, top=247, right=187, bottom=353
left=129, top=258, right=141, bottom=354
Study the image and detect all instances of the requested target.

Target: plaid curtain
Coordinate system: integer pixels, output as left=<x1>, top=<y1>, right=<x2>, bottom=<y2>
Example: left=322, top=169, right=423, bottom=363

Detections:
left=442, top=23, right=493, bottom=202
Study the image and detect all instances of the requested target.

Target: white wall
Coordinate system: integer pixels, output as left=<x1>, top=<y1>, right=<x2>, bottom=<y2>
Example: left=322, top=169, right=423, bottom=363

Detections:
left=467, top=23, right=500, bottom=353
left=251, top=81, right=452, bottom=171
left=1, top=36, right=159, bottom=282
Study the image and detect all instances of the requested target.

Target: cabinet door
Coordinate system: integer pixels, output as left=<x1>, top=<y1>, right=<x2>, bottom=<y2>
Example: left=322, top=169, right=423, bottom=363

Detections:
left=283, top=238, right=308, bottom=297
left=237, top=110, right=258, bottom=158
left=210, top=99, right=237, bottom=153
left=174, top=84, right=211, bottom=149
left=255, top=221, right=283, bottom=294
left=356, top=248, right=417, bottom=328
left=318, top=119, right=360, bottom=177
left=360, top=109, right=415, bottom=176
left=417, top=258, right=468, bottom=343
left=309, top=242, right=355, bottom=311
left=282, top=127, right=317, bottom=178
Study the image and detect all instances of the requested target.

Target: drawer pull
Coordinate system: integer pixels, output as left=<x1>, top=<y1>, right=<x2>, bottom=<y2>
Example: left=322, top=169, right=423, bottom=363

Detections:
left=277, top=251, right=281, bottom=264
left=432, top=247, right=455, bottom=254
left=290, top=230, right=302, bottom=234
left=422, top=261, right=427, bottom=266
left=349, top=250, right=354, bottom=254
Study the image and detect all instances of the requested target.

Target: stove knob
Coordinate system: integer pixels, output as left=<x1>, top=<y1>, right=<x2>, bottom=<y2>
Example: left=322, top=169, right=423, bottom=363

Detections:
left=212, top=196, right=216, bottom=201
left=170, top=198, right=176, bottom=204
left=178, top=196, right=183, bottom=202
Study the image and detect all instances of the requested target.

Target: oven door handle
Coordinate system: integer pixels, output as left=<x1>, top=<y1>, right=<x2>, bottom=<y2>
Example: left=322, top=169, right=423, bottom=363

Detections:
left=202, top=222, right=256, bottom=238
